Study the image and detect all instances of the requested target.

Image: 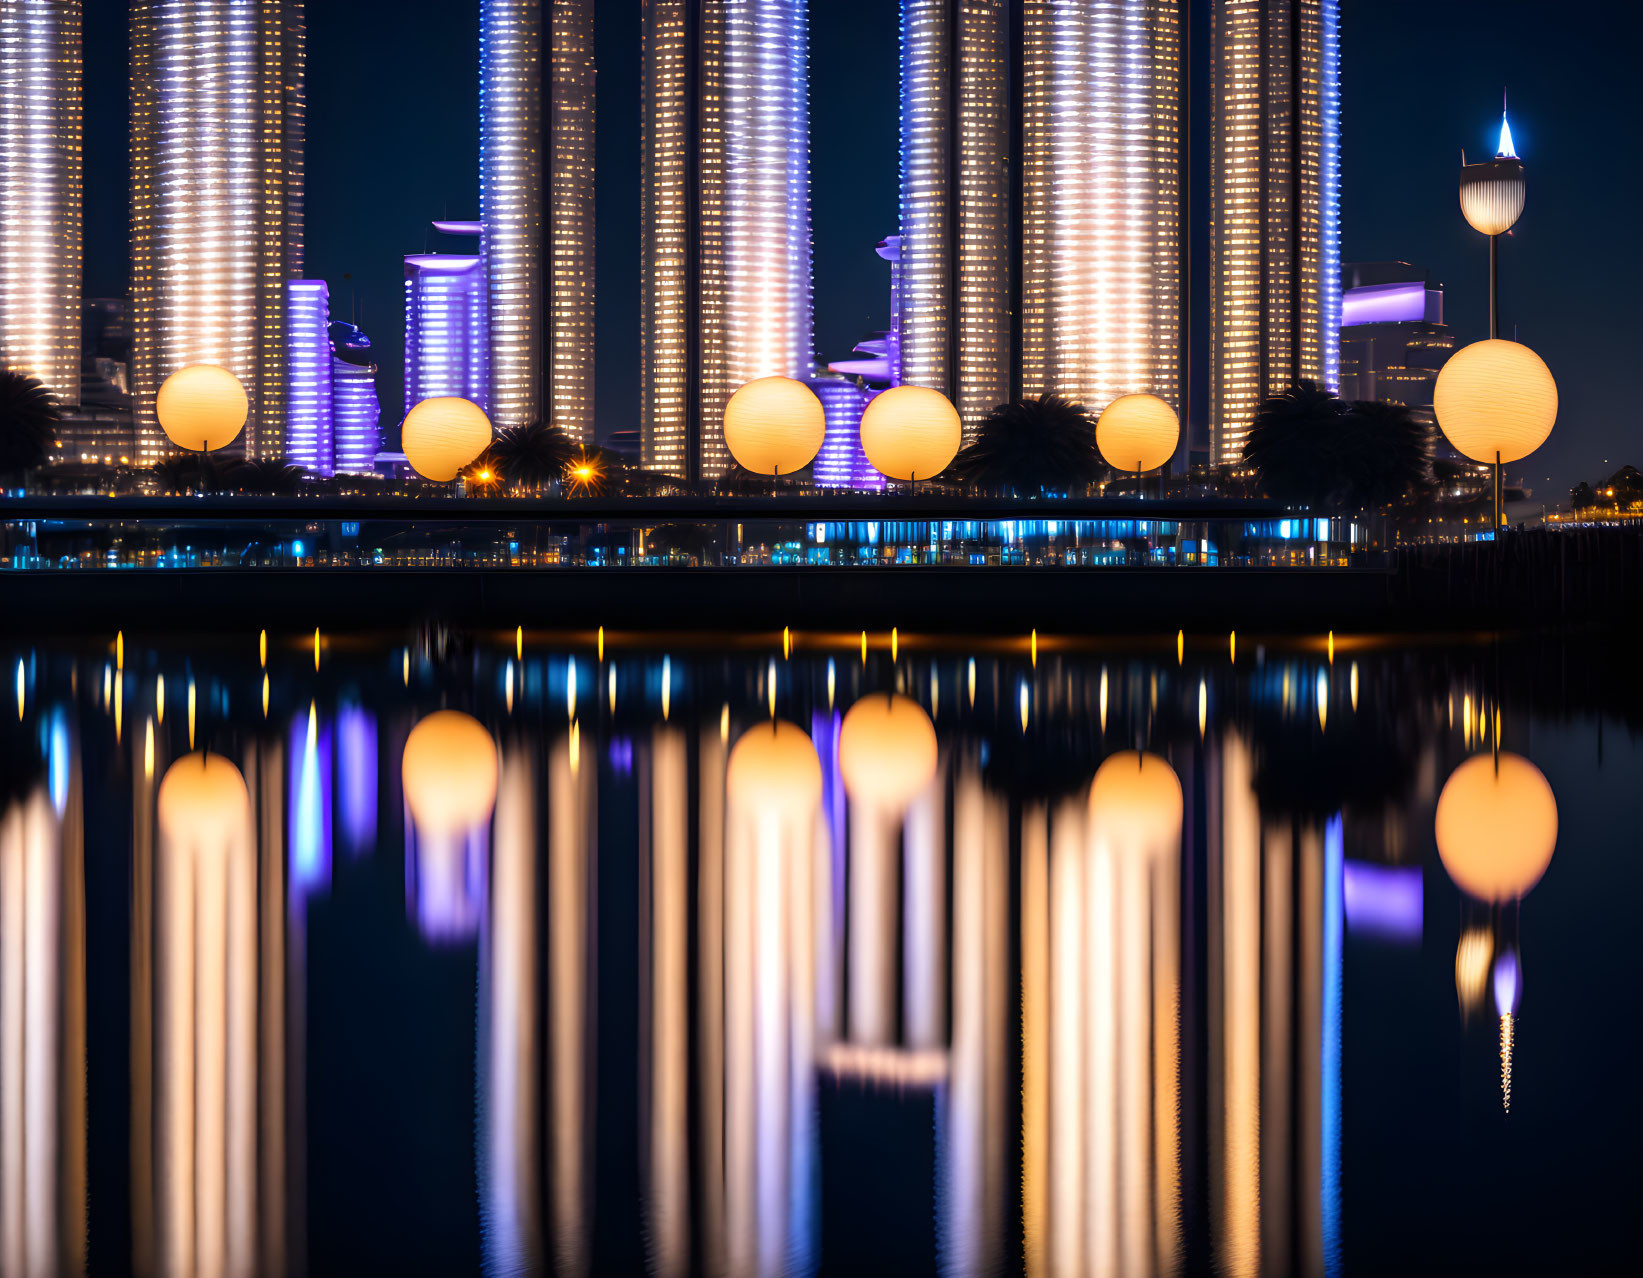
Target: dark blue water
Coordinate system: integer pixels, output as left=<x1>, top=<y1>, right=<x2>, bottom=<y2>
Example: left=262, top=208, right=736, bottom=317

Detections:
left=1, top=627, right=1637, bottom=1276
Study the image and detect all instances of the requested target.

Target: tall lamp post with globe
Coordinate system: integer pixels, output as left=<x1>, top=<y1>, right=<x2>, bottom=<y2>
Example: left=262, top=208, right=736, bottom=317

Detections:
left=1440, top=103, right=1554, bottom=538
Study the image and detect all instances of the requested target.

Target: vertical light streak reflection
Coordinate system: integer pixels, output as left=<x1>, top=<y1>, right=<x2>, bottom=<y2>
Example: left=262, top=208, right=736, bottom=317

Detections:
left=548, top=735, right=594, bottom=1275
left=1260, top=819, right=1292, bottom=1275
left=1020, top=802, right=1049, bottom=1278
left=646, top=730, right=689, bottom=1277
left=1220, top=733, right=1261, bottom=1278
left=940, top=766, right=1008, bottom=1277
left=481, top=743, right=542, bottom=1276
left=1, top=761, right=86, bottom=1278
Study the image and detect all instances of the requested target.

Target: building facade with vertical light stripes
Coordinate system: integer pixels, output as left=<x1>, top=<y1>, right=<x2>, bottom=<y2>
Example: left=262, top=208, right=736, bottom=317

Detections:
left=898, top=0, right=1011, bottom=442
left=0, top=0, right=82, bottom=407
left=129, top=0, right=305, bottom=462
left=642, top=0, right=813, bottom=483
left=1016, top=0, right=1183, bottom=423
left=479, top=0, right=595, bottom=443
left=1209, top=0, right=1341, bottom=466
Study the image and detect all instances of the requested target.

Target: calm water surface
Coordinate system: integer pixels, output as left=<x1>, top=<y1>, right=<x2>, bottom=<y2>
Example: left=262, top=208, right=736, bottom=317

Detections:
left=1, top=627, right=1638, bottom=1276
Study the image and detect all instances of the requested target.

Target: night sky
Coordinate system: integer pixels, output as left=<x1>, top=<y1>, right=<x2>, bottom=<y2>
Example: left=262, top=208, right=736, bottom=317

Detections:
left=79, top=1, right=1639, bottom=503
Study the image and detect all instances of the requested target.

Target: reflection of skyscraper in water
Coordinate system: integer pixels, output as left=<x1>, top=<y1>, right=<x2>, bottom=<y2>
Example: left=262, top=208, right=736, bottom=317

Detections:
left=1019, top=752, right=1184, bottom=1278
left=131, top=740, right=294, bottom=1278
left=1209, top=731, right=1343, bottom=1278
left=0, top=717, right=86, bottom=1277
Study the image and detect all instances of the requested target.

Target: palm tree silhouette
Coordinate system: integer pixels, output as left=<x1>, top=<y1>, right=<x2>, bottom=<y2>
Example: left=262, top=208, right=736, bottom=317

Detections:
left=1244, top=381, right=1430, bottom=512
left=489, top=420, right=578, bottom=492
left=228, top=457, right=307, bottom=495
left=950, top=394, right=1104, bottom=496
left=0, top=369, right=62, bottom=481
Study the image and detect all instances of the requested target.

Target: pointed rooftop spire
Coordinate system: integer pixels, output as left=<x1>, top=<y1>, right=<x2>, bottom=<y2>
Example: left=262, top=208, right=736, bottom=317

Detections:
left=1497, top=90, right=1518, bottom=159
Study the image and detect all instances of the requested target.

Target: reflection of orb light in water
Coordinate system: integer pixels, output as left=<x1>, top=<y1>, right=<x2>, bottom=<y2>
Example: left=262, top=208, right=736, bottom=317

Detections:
left=839, top=694, right=938, bottom=812
left=1435, top=753, right=1557, bottom=902
left=157, top=752, right=251, bottom=844
left=726, top=720, right=822, bottom=818
left=1087, top=750, right=1183, bottom=854
left=1454, top=926, right=1493, bottom=1014
left=402, top=710, right=499, bottom=836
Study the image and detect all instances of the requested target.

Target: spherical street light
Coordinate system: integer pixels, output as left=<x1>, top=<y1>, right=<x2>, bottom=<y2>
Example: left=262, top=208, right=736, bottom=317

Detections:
left=402, top=397, right=493, bottom=482
left=1433, top=339, right=1557, bottom=466
left=1095, top=394, right=1180, bottom=481
left=859, top=385, right=962, bottom=483
left=723, top=377, right=826, bottom=479
left=156, top=365, right=248, bottom=454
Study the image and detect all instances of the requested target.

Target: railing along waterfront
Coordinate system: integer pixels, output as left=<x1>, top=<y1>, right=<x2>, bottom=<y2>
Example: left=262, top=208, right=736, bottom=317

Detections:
left=1, top=496, right=1381, bottom=571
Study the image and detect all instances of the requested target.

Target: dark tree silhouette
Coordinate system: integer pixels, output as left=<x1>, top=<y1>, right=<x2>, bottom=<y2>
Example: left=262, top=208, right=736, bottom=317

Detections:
left=1341, top=399, right=1430, bottom=509
left=0, top=369, right=61, bottom=478
left=1241, top=380, right=1350, bottom=508
left=228, top=457, right=306, bottom=495
left=951, top=394, right=1104, bottom=496
left=154, top=453, right=227, bottom=493
left=489, top=420, right=577, bottom=492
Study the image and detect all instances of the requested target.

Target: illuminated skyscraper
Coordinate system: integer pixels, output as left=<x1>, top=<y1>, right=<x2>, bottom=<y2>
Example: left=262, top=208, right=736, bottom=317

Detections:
left=329, top=321, right=382, bottom=476
left=479, top=0, right=595, bottom=442
left=898, top=0, right=1009, bottom=438
left=0, top=0, right=82, bottom=404
left=129, top=1, right=305, bottom=462
left=1018, top=0, right=1183, bottom=422
left=1210, top=0, right=1341, bottom=466
left=404, top=226, right=491, bottom=412
left=642, top=0, right=813, bottom=482
left=285, top=281, right=333, bottom=475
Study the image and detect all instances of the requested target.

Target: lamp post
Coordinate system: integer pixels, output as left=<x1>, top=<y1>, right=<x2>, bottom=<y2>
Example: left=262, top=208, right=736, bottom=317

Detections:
left=1458, top=102, right=1527, bottom=533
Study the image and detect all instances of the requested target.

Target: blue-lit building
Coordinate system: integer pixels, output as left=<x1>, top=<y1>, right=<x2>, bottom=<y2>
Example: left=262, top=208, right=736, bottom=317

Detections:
left=808, top=375, right=884, bottom=491
left=404, top=221, right=490, bottom=415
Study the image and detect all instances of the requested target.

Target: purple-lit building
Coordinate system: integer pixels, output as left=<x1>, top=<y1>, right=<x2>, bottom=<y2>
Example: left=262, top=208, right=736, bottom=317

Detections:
left=285, top=281, right=383, bottom=477
left=808, top=375, right=884, bottom=491
left=1339, top=262, right=1455, bottom=464
left=330, top=321, right=382, bottom=476
left=404, top=221, right=490, bottom=414
left=286, top=281, right=334, bottom=475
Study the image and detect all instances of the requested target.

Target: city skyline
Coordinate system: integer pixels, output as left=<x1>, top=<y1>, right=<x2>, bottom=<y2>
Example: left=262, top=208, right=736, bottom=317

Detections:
left=14, top=0, right=1634, bottom=502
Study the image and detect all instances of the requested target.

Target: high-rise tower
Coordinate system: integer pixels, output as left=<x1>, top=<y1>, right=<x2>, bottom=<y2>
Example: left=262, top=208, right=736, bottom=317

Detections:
left=479, top=0, right=595, bottom=442
left=897, top=0, right=1010, bottom=440
left=0, top=0, right=82, bottom=405
left=130, top=0, right=305, bottom=461
left=1018, top=0, right=1183, bottom=421
left=642, top=0, right=813, bottom=482
left=1209, top=0, right=1341, bottom=466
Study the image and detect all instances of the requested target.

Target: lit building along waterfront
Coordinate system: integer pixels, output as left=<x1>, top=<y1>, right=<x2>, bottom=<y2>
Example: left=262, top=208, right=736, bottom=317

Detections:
left=1210, top=0, right=1342, bottom=466
left=129, top=0, right=306, bottom=461
left=0, top=0, right=82, bottom=405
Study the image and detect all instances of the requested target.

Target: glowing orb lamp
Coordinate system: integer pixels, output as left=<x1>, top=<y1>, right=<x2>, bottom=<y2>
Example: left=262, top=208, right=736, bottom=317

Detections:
left=402, top=710, right=499, bottom=837
left=723, top=377, right=826, bottom=477
left=1095, top=394, right=1180, bottom=476
left=1087, top=750, right=1183, bottom=855
left=1459, top=157, right=1526, bottom=237
left=859, top=385, right=962, bottom=482
left=1435, top=752, right=1557, bottom=902
left=402, top=397, right=493, bottom=482
left=157, top=752, right=251, bottom=846
left=156, top=365, right=248, bottom=453
left=726, top=720, right=823, bottom=818
left=839, top=694, right=938, bottom=813
left=1433, top=339, right=1556, bottom=465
